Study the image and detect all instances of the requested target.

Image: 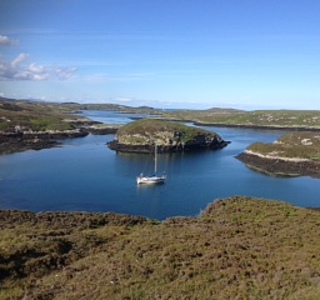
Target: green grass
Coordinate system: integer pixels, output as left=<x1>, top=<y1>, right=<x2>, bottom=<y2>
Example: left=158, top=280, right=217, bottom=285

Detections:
left=2, top=98, right=320, bottom=133
left=116, top=119, right=219, bottom=145
left=161, top=109, right=320, bottom=129
left=0, top=99, right=77, bottom=132
left=1, top=197, right=320, bottom=299
left=247, top=132, right=320, bottom=161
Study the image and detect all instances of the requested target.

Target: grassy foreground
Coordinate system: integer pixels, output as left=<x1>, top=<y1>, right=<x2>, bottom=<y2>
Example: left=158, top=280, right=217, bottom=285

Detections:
left=1, top=196, right=320, bottom=300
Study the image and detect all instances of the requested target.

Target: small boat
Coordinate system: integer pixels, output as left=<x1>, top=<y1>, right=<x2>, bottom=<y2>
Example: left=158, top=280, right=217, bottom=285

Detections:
left=137, top=144, right=166, bottom=185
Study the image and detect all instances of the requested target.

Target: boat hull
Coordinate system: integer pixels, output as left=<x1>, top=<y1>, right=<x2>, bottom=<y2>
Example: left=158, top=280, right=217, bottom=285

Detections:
left=137, top=175, right=166, bottom=185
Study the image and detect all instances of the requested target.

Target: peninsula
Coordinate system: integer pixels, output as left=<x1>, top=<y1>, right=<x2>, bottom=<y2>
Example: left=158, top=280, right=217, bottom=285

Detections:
left=237, top=131, right=320, bottom=178
left=0, top=98, right=119, bottom=154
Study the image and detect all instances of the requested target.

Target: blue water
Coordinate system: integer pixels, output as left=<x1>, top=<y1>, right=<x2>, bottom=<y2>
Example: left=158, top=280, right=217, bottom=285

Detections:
left=1, top=110, right=320, bottom=220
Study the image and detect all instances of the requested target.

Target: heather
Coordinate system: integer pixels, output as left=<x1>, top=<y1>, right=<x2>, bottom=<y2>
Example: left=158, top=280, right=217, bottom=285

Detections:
left=1, top=196, right=320, bottom=299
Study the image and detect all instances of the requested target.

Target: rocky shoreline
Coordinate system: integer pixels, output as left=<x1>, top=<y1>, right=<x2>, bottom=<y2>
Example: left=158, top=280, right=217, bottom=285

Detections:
left=193, top=121, right=320, bottom=132
left=107, top=118, right=231, bottom=154
left=236, top=152, right=320, bottom=178
left=0, top=123, right=119, bottom=155
left=0, top=130, right=88, bottom=154
left=107, top=137, right=230, bottom=153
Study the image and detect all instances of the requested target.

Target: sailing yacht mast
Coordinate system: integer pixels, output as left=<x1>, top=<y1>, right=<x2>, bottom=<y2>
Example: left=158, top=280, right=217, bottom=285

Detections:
left=136, top=143, right=166, bottom=185
left=154, top=144, right=157, bottom=174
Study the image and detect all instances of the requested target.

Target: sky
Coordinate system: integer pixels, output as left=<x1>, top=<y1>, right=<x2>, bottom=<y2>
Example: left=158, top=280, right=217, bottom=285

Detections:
left=0, top=0, right=320, bottom=110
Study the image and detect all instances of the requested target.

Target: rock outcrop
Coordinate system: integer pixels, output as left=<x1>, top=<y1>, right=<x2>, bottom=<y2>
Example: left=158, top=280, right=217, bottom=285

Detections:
left=0, top=130, right=88, bottom=154
left=236, top=132, right=320, bottom=178
left=236, top=152, right=320, bottom=178
left=107, top=119, right=229, bottom=153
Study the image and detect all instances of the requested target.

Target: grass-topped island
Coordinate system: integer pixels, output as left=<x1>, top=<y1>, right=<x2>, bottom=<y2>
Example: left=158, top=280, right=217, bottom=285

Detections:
left=237, top=132, right=320, bottom=178
left=107, top=119, right=229, bottom=153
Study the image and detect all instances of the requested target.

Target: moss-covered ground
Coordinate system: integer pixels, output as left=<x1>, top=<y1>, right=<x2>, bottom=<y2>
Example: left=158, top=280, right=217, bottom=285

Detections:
left=0, top=99, right=77, bottom=132
left=161, top=109, right=320, bottom=130
left=1, top=196, right=320, bottom=300
left=116, top=118, right=219, bottom=144
left=247, top=132, right=320, bottom=161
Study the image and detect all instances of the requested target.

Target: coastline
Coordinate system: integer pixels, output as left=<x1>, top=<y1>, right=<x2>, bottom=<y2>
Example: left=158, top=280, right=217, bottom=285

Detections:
left=0, top=125, right=119, bottom=155
left=236, top=152, right=320, bottom=178
left=193, top=121, right=320, bottom=132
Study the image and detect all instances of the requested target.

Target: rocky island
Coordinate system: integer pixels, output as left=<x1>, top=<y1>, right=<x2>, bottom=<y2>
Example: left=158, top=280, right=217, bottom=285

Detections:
left=107, top=118, right=229, bottom=153
left=237, top=131, right=320, bottom=178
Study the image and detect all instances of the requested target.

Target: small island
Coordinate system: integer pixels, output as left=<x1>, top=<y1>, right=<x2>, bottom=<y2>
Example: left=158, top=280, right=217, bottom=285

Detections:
left=237, top=132, right=320, bottom=178
left=107, top=119, right=230, bottom=153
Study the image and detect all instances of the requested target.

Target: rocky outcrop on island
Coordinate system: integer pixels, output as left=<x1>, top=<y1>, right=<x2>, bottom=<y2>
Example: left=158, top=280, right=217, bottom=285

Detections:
left=237, top=151, right=320, bottom=178
left=0, top=124, right=120, bottom=154
left=86, top=124, right=120, bottom=135
left=107, top=119, right=229, bottom=153
left=236, top=131, right=320, bottom=178
left=0, top=129, right=89, bottom=154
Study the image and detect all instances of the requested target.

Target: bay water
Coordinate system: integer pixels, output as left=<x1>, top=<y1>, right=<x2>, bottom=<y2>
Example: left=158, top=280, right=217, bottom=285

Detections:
left=1, top=110, right=319, bottom=220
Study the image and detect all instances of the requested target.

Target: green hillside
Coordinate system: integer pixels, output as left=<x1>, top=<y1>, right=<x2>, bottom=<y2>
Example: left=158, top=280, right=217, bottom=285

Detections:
left=247, top=132, right=320, bottom=161
left=0, top=99, right=75, bottom=132
left=1, top=197, right=320, bottom=300
left=161, top=109, right=320, bottom=129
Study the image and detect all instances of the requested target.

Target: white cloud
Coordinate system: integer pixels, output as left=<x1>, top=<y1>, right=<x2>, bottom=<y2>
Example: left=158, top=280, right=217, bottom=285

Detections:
left=0, top=35, right=18, bottom=46
left=11, top=53, right=29, bottom=68
left=0, top=35, right=76, bottom=81
left=55, top=67, right=77, bottom=80
left=0, top=53, right=76, bottom=81
left=28, top=63, right=45, bottom=74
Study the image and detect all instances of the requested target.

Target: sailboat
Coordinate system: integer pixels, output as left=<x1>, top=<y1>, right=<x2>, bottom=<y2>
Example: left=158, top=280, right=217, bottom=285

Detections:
left=137, top=144, right=166, bottom=185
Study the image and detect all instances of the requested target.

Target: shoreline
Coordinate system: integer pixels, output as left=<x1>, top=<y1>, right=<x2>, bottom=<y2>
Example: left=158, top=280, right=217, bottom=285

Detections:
left=236, top=152, right=320, bottom=179
left=2, top=113, right=320, bottom=155
left=0, top=125, right=119, bottom=155
left=193, top=121, right=320, bottom=132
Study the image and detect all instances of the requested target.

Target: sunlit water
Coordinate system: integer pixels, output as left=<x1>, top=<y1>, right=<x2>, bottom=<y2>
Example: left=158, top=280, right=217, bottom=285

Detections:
left=1, top=110, right=319, bottom=220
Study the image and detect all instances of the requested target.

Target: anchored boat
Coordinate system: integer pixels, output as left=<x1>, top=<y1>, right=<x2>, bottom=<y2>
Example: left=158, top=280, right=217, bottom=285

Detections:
left=137, top=144, right=166, bottom=185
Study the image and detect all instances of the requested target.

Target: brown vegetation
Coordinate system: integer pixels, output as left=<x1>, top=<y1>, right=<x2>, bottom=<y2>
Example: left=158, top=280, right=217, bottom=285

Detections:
left=1, top=197, right=320, bottom=299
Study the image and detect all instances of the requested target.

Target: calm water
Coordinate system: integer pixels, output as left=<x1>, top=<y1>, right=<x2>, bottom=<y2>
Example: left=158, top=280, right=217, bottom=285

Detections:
left=1, top=110, right=319, bottom=220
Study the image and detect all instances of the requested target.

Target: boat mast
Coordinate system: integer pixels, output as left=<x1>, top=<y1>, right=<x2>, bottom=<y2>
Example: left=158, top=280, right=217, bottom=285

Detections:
left=154, top=144, right=157, bottom=174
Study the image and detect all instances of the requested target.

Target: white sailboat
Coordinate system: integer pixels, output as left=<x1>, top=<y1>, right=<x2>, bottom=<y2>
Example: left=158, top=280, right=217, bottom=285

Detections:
left=137, top=144, right=166, bottom=185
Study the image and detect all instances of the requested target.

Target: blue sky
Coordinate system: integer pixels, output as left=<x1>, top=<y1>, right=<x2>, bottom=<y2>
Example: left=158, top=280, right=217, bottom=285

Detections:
left=0, top=0, right=319, bottom=110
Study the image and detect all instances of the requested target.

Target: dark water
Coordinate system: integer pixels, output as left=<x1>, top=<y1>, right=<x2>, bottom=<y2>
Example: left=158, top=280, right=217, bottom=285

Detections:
left=1, top=110, right=319, bottom=220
